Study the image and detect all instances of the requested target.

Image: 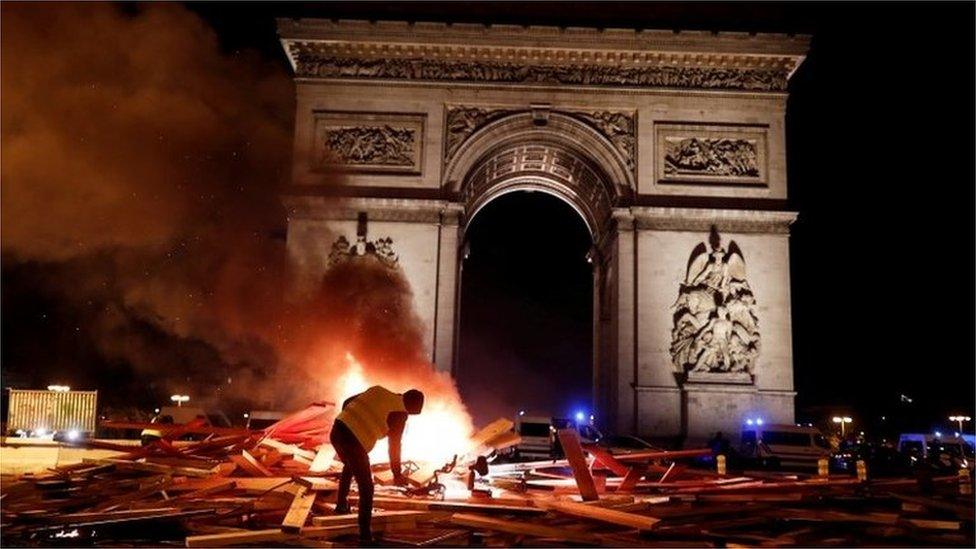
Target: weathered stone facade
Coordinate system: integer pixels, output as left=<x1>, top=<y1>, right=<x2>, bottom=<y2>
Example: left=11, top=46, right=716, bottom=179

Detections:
left=278, top=19, right=809, bottom=441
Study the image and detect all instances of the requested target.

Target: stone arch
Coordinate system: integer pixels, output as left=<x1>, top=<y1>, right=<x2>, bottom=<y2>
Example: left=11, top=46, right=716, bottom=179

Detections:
left=444, top=111, right=634, bottom=236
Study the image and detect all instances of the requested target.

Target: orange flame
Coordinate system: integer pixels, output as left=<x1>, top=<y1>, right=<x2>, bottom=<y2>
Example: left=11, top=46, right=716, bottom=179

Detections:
left=337, top=352, right=473, bottom=464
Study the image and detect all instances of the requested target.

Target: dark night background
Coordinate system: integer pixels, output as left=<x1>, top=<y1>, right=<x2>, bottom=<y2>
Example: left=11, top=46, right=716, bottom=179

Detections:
left=3, top=2, right=974, bottom=435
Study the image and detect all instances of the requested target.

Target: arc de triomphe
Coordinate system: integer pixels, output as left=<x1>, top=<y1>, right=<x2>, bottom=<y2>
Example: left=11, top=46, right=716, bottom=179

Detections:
left=278, top=19, right=809, bottom=439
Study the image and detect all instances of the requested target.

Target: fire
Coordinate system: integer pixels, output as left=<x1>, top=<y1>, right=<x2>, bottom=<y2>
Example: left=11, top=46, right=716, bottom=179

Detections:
left=337, top=353, right=473, bottom=465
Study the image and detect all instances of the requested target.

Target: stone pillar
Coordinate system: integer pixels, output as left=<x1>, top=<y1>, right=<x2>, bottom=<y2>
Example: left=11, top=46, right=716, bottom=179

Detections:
left=432, top=209, right=461, bottom=374
left=611, top=210, right=636, bottom=435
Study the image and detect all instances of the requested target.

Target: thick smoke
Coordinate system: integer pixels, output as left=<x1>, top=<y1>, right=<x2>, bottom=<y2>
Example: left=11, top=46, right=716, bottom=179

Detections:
left=1, top=2, right=471, bottom=435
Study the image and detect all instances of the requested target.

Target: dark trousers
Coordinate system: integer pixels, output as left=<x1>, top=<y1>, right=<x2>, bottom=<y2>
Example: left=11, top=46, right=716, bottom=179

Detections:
left=331, top=420, right=374, bottom=540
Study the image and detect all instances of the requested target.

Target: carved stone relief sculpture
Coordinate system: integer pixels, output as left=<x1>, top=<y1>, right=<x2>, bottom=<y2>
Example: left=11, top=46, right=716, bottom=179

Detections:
left=671, top=226, right=759, bottom=383
left=444, top=106, right=636, bottom=171
left=293, top=54, right=789, bottom=92
left=656, top=123, right=767, bottom=186
left=312, top=112, right=425, bottom=174
left=328, top=235, right=399, bottom=268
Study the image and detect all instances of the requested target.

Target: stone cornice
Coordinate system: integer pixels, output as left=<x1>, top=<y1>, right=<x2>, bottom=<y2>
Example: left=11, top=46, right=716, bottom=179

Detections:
left=283, top=195, right=464, bottom=224
left=278, top=19, right=808, bottom=92
left=615, top=206, right=797, bottom=234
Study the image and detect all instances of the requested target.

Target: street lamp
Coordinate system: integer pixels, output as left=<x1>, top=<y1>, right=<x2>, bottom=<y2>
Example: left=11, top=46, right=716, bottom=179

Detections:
left=170, top=394, right=190, bottom=407
left=47, top=385, right=70, bottom=392
left=832, top=416, right=853, bottom=437
left=949, top=415, right=971, bottom=432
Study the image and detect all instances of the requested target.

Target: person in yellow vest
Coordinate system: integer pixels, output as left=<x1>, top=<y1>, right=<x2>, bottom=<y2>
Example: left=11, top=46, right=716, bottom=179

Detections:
left=331, top=385, right=424, bottom=543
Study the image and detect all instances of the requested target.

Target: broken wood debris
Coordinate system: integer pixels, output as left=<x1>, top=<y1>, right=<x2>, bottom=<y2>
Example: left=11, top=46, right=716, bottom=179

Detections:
left=2, top=415, right=973, bottom=547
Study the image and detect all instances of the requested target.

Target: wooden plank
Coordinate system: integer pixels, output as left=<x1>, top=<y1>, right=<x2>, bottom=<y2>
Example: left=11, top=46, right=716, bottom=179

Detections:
left=584, top=444, right=629, bottom=476
left=294, top=476, right=338, bottom=491
left=450, top=512, right=598, bottom=544
left=260, top=438, right=317, bottom=462
left=81, top=458, right=215, bottom=478
left=614, top=448, right=712, bottom=462
left=538, top=498, right=660, bottom=530
left=281, top=484, right=317, bottom=532
left=310, top=510, right=442, bottom=527
left=904, top=518, right=961, bottom=530
left=170, top=480, right=236, bottom=501
left=364, top=495, right=544, bottom=515
left=185, top=528, right=291, bottom=547
left=483, top=431, right=521, bottom=451
left=557, top=428, right=599, bottom=501
left=309, top=445, right=336, bottom=473
left=468, top=418, right=514, bottom=450
left=229, top=450, right=273, bottom=477
left=617, top=465, right=649, bottom=493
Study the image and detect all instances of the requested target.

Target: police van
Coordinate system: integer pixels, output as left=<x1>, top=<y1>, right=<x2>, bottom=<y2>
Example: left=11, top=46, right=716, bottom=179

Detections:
left=739, top=422, right=831, bottom=469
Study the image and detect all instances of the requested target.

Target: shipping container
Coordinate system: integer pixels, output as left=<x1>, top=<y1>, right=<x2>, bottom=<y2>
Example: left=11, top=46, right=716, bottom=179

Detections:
left=5, top=389, right=98, bottom=435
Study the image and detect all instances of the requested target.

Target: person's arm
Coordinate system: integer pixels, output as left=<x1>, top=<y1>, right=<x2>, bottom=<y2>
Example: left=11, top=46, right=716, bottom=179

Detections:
left=387, top=412, right=408, bottom=484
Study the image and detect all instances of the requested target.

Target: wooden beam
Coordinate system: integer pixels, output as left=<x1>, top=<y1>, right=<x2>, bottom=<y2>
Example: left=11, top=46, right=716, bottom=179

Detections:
left=468, top=418, right=514, bottom=450
left=557, top=428, right=599, bottom=501
left=613, top=448, right=712, bottom=461
left=281, top=485, right=318, bottom=532
left=309, top=445, right=336, bottom=473
left=260, top=438, right=316, bottom=462
left=363, top=496, right=544, bottom=515
left=450, top=512, right=599, bottom=544
left=185, top=528, right=291, bottom=547
left=584, top=444, right=629, bottom=476
left=618, top=465, right=647, bottom=492
left=229, top=450, right=273, bottom=477
left=537, top=499, right=660, bottom=530
left=310, top=510, right=442, bottom=527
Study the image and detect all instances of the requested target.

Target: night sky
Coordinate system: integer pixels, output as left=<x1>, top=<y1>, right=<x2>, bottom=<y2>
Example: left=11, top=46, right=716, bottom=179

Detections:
left=3, top=3, right=974, bottom=433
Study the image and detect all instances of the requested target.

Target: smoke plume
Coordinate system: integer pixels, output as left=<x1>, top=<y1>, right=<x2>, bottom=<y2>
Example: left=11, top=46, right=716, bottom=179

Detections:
left=1, top=2, right=472, bottom=438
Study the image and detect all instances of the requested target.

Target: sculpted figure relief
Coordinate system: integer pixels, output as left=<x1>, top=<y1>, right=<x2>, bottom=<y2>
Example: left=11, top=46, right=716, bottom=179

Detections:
left=328, top=235, right=399, bottom=268
left=671, top=227, right=760, bottom=378
left=321, top=125, right=416, bottom=167
left=664, top=137, right=759, bottom=178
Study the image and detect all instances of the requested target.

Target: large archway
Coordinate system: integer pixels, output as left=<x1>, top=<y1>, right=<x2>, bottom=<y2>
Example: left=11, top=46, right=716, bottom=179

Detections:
left=455, top=191, right=594, bottom=425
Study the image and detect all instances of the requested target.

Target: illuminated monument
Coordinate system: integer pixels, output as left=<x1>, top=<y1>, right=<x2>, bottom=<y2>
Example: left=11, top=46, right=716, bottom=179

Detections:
left=278, top=19, right=809, bottom=439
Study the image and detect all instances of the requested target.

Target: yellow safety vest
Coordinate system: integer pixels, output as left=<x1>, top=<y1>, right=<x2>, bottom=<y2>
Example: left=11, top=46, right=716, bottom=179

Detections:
left=336, top=386, right=406, bottom=451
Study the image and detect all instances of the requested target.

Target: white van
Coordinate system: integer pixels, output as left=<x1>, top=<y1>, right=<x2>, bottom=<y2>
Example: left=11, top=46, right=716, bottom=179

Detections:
left=898, top=433, right=972, bottom=470
left=739, top=423, right=831, bottom=469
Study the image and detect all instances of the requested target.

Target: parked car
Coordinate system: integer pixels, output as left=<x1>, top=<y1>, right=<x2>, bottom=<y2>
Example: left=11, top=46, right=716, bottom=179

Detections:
left=739, top=423, right=831, bottom=469
left=140, top=406, right=232, bottom=445
left=831, top=441, right=914, bottom=477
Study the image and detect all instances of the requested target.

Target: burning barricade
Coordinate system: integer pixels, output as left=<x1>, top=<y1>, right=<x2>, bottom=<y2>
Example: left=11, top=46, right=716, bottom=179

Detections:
left=2, top=390, right=974, bottom=547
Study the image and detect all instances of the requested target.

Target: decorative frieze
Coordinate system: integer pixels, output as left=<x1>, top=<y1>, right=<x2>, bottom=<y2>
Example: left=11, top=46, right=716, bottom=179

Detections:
left=292, top=53, right=790, bottom=92
left=656, top=123, right=767, bottom=186
left=312, top=112, right=425, bottom=174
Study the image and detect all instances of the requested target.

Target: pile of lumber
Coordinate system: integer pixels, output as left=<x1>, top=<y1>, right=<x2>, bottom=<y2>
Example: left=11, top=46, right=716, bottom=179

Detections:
left=1, top=421, right=973, bottom=547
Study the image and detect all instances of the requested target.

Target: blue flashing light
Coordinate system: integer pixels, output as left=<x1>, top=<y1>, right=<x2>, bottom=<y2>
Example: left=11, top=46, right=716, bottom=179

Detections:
left=756, top=418, right=764, bottom=426
left=575, top=411, right=586, bottom=423
left=934, top=431, right=942, bottom=437
left=745, top=418, right=755, bottom=426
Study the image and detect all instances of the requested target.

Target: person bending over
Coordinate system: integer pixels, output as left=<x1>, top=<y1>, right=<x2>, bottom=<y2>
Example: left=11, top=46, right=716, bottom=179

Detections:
left=330, top=385, right=424, bottom=543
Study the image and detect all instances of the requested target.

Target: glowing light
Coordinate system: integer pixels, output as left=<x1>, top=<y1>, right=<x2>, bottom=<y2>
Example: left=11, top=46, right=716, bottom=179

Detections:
left=934, top=431, right=942, bottom=437
left=47, top=385, right=70, bottom=392
left=243, top=412, right=250, bottom=419
left=66, top=430, right=80, bottom=441
left=170, top=394, right=190, bottom=407
left=518, top=410, right=526, bottom=416
left=337, top=353, right=472, bottom=465
left=575, top=411, right=586, bottom=423
left=154, top=408, right=160, bottom=414
left=35, top=428, right=48, bottom=437
left=746, top=419, right=754, bottom=426
left=756, top=418, right=764, bottom=426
